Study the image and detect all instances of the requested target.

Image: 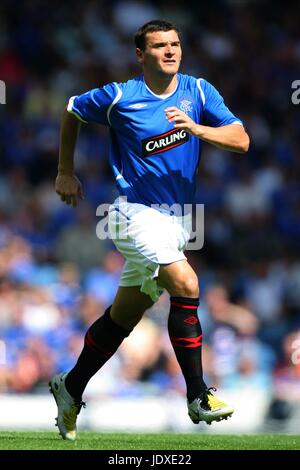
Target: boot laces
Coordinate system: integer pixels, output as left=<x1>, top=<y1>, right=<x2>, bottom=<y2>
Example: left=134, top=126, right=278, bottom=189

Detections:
left=200, top=387, right=217, bottom=410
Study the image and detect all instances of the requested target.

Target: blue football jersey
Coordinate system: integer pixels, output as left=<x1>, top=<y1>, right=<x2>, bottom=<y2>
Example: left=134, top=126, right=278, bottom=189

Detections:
left=67, top=73, right=242, bottom=207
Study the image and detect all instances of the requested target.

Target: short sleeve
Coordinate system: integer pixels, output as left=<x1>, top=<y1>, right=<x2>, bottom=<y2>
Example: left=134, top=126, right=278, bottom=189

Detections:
left=67, top=83, right=117, bottom=125
left=198, top=79, right=243, bottom=127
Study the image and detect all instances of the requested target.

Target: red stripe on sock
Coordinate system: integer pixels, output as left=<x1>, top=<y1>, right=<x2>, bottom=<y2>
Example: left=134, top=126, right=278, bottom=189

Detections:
left=85, top=332, right=112, bottom=357
left=170, top=334, right=202, bottom=348
left=171, top=301, right=198, bottom=310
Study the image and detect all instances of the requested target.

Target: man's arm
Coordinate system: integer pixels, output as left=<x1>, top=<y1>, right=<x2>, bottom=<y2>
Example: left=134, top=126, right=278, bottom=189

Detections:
left=191, top=122, right=249, bottom=153
left=165, top=106, right=250, bottom=153
left=55, top=108, right=84, bottom=207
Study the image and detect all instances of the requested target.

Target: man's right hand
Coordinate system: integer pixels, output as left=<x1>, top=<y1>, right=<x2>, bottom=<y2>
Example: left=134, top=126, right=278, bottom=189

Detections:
left=55, top=173, right=84, bottom=207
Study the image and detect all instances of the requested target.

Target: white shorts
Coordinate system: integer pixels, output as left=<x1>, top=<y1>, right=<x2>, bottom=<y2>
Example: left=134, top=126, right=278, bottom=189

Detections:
left=108, top=197, right=192, bottom=302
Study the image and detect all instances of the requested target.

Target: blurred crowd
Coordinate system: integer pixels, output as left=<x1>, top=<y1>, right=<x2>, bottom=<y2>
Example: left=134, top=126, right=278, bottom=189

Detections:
left=1, top=0, right=300, bottom=423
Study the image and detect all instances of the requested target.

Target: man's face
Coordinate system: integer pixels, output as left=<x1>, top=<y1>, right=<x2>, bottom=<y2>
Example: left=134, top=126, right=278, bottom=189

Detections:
left=137, top=30, right=182, bottom=76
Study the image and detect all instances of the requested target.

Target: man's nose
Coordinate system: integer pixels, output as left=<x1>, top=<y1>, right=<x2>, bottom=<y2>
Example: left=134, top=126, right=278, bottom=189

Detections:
left=165, top=45, right=175, bottom=55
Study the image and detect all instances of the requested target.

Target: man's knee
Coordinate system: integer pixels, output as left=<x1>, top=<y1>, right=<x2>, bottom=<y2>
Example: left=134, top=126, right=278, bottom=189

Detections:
left=169, top=274, right=199, bottom=298
left=183, top=276, right=199, bottom=297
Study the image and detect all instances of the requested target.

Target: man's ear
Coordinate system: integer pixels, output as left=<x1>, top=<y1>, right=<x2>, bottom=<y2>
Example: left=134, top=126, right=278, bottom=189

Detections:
left=136, top=48, right=144, bottom=64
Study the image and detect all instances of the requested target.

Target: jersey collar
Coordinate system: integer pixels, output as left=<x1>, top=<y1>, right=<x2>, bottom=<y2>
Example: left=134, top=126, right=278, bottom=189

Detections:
left=143, top=75, right=179, bottom=100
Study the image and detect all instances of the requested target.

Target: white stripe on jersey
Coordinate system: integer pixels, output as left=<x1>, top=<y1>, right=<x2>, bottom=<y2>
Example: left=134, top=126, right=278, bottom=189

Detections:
left=67, top=96, right=88, bottom=122
left=196, top=78, right=205, bottom=106
left=107, top=83, right=122, bottom=125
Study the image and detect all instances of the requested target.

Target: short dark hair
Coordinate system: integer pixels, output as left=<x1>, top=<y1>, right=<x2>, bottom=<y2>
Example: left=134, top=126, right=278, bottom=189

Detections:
left=134, top=19, right=180, bottom=51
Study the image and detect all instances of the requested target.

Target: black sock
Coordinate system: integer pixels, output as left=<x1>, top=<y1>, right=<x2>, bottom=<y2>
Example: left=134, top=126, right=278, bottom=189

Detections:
left=168, top=296, right=207, bottom=403
left=65, top=307, right=131, bottom=399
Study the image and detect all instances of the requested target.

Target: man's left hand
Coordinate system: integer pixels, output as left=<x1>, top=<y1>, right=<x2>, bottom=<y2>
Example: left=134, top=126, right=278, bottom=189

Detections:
left=164, top=106, right=198, bottom=136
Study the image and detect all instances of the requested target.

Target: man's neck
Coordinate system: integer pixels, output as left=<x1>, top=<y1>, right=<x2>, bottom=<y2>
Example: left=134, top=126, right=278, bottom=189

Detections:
left=143, top=73, right=178, bottom=96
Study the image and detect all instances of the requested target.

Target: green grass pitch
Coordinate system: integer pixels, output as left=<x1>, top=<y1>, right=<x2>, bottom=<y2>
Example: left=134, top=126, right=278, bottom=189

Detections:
left=0, top=432, right=299, bottom=450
